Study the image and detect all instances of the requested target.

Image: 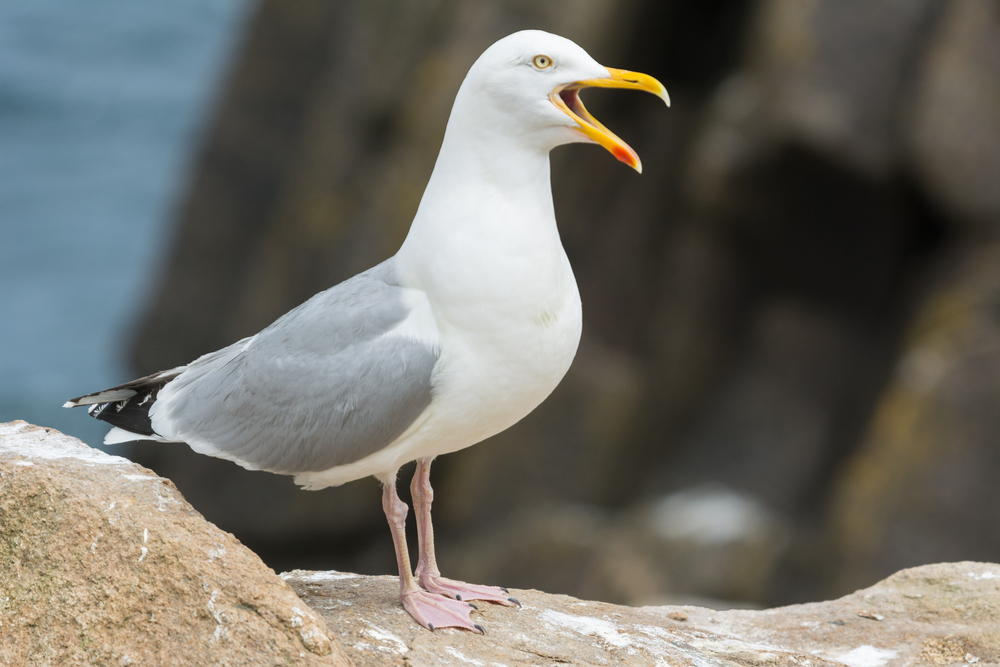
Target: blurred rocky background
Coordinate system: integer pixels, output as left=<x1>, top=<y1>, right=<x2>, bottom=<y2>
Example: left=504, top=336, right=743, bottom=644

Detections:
left=11, top=0, right=999, bottom=609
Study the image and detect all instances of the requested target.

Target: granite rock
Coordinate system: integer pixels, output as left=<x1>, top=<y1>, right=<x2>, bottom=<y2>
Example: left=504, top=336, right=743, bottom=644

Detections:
left=0, top=421, right=348, bottom=667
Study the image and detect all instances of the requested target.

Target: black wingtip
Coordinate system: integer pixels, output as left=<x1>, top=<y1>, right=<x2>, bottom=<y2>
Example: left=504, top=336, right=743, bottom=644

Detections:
left=71, top=369, right=181, bottom=436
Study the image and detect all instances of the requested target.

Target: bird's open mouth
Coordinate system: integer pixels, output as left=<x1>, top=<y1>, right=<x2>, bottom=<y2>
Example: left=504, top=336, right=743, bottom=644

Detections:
left=549, top=68, right=669, bottom=174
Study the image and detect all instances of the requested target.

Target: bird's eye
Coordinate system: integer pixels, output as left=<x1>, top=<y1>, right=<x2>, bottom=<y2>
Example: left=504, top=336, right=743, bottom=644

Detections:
left=532, top=55, right=553, bottom=70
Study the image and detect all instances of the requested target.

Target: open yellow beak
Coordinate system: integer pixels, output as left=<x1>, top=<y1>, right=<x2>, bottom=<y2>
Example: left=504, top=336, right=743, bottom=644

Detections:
left=549, top=68, right=669, bottom=173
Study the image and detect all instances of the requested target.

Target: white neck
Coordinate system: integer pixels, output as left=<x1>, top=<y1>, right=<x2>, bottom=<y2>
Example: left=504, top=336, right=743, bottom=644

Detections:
left=396, top=108, right=562, bottom=279
left=426, top=103, right=555, bottom=196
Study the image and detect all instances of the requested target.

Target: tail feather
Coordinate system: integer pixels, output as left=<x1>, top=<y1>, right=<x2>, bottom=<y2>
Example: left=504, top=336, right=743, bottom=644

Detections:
left=64, top=367, right=184, bottom=438
left=63, top=389, right=136, bottom=408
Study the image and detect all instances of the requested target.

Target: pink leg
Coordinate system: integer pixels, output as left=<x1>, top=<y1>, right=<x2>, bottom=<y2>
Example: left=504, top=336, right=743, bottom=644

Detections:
left=410, top=458, right=518, bottom=606
left=381, top=477, right=483, bottom=632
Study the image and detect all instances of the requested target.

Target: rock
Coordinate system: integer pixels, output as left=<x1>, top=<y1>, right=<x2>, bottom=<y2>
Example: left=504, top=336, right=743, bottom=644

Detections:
left=827, top=242, right=1000, bottom=595
left=435, top=503, right=669, bottom=608
left=0, top=421, right=349, bottom=667
left=4, top=421, right=999, bottom=665
left=690, top=0, right=938, bottom=185
left=283, top=561, right=1000, bottom=666
left=435, top=490, right=788, bottom=609
left=906, top=0, right=1000, bottom=233
left=684, top=0, right=945, bottom=318
left=656, top=299, right=876, bottom=514
left=668, top=0, right=969, bottom=605
left=640, top=485, right=789, bottom=605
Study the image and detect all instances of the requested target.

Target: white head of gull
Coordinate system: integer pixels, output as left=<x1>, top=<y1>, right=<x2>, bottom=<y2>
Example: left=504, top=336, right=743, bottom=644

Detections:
left=66, top=29, right=669, bottom=632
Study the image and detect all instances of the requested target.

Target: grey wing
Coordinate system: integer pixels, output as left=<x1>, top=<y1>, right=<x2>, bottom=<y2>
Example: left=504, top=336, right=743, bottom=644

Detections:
left=150, top=261, right=440, bottom=474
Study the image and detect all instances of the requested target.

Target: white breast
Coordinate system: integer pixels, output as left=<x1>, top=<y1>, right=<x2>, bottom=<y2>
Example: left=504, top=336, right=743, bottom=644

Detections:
left=398, top=186, right=583, bottom=456
left=424, top=252, right=583, bottom=456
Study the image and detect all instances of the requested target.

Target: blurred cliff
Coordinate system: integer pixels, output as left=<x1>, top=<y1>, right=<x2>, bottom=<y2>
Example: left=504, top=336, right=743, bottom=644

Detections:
left=126, top=0, right=1000, bottom=607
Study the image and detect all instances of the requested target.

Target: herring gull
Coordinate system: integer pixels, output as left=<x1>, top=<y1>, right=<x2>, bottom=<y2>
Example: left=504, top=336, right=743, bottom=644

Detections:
left=66, top=29, right=669, bottom=632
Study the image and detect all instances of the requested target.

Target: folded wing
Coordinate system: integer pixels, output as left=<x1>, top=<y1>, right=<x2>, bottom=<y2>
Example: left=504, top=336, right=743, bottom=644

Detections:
left=70, top=260, right=441, bottom=475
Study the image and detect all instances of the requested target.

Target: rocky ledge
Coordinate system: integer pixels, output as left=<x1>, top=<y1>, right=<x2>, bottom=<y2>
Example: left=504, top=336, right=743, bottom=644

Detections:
left=2, top=420, right=998, bottom=666
left=285, top=562, right=1000, bottom=667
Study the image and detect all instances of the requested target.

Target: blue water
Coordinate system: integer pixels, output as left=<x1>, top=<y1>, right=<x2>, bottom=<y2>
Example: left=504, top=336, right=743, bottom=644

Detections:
left=0, top=0, right=248, bottom=445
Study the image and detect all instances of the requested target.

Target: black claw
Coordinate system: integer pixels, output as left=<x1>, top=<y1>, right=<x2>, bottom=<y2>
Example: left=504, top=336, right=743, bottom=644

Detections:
left=474, top=623, right=486, bottom=634
left=428, top=623, right=435, bottom=631
left=500, top=587, right=509, bottom=593
left=508, top=597, right=521, bottom=606
left=455, top=594, right=463, bottom=601
left=468, top=602, right=479, bottom=610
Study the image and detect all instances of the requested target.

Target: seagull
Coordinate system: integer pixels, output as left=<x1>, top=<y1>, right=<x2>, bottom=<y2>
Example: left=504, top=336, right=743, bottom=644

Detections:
left=65, top=30, right=668, bottom=632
